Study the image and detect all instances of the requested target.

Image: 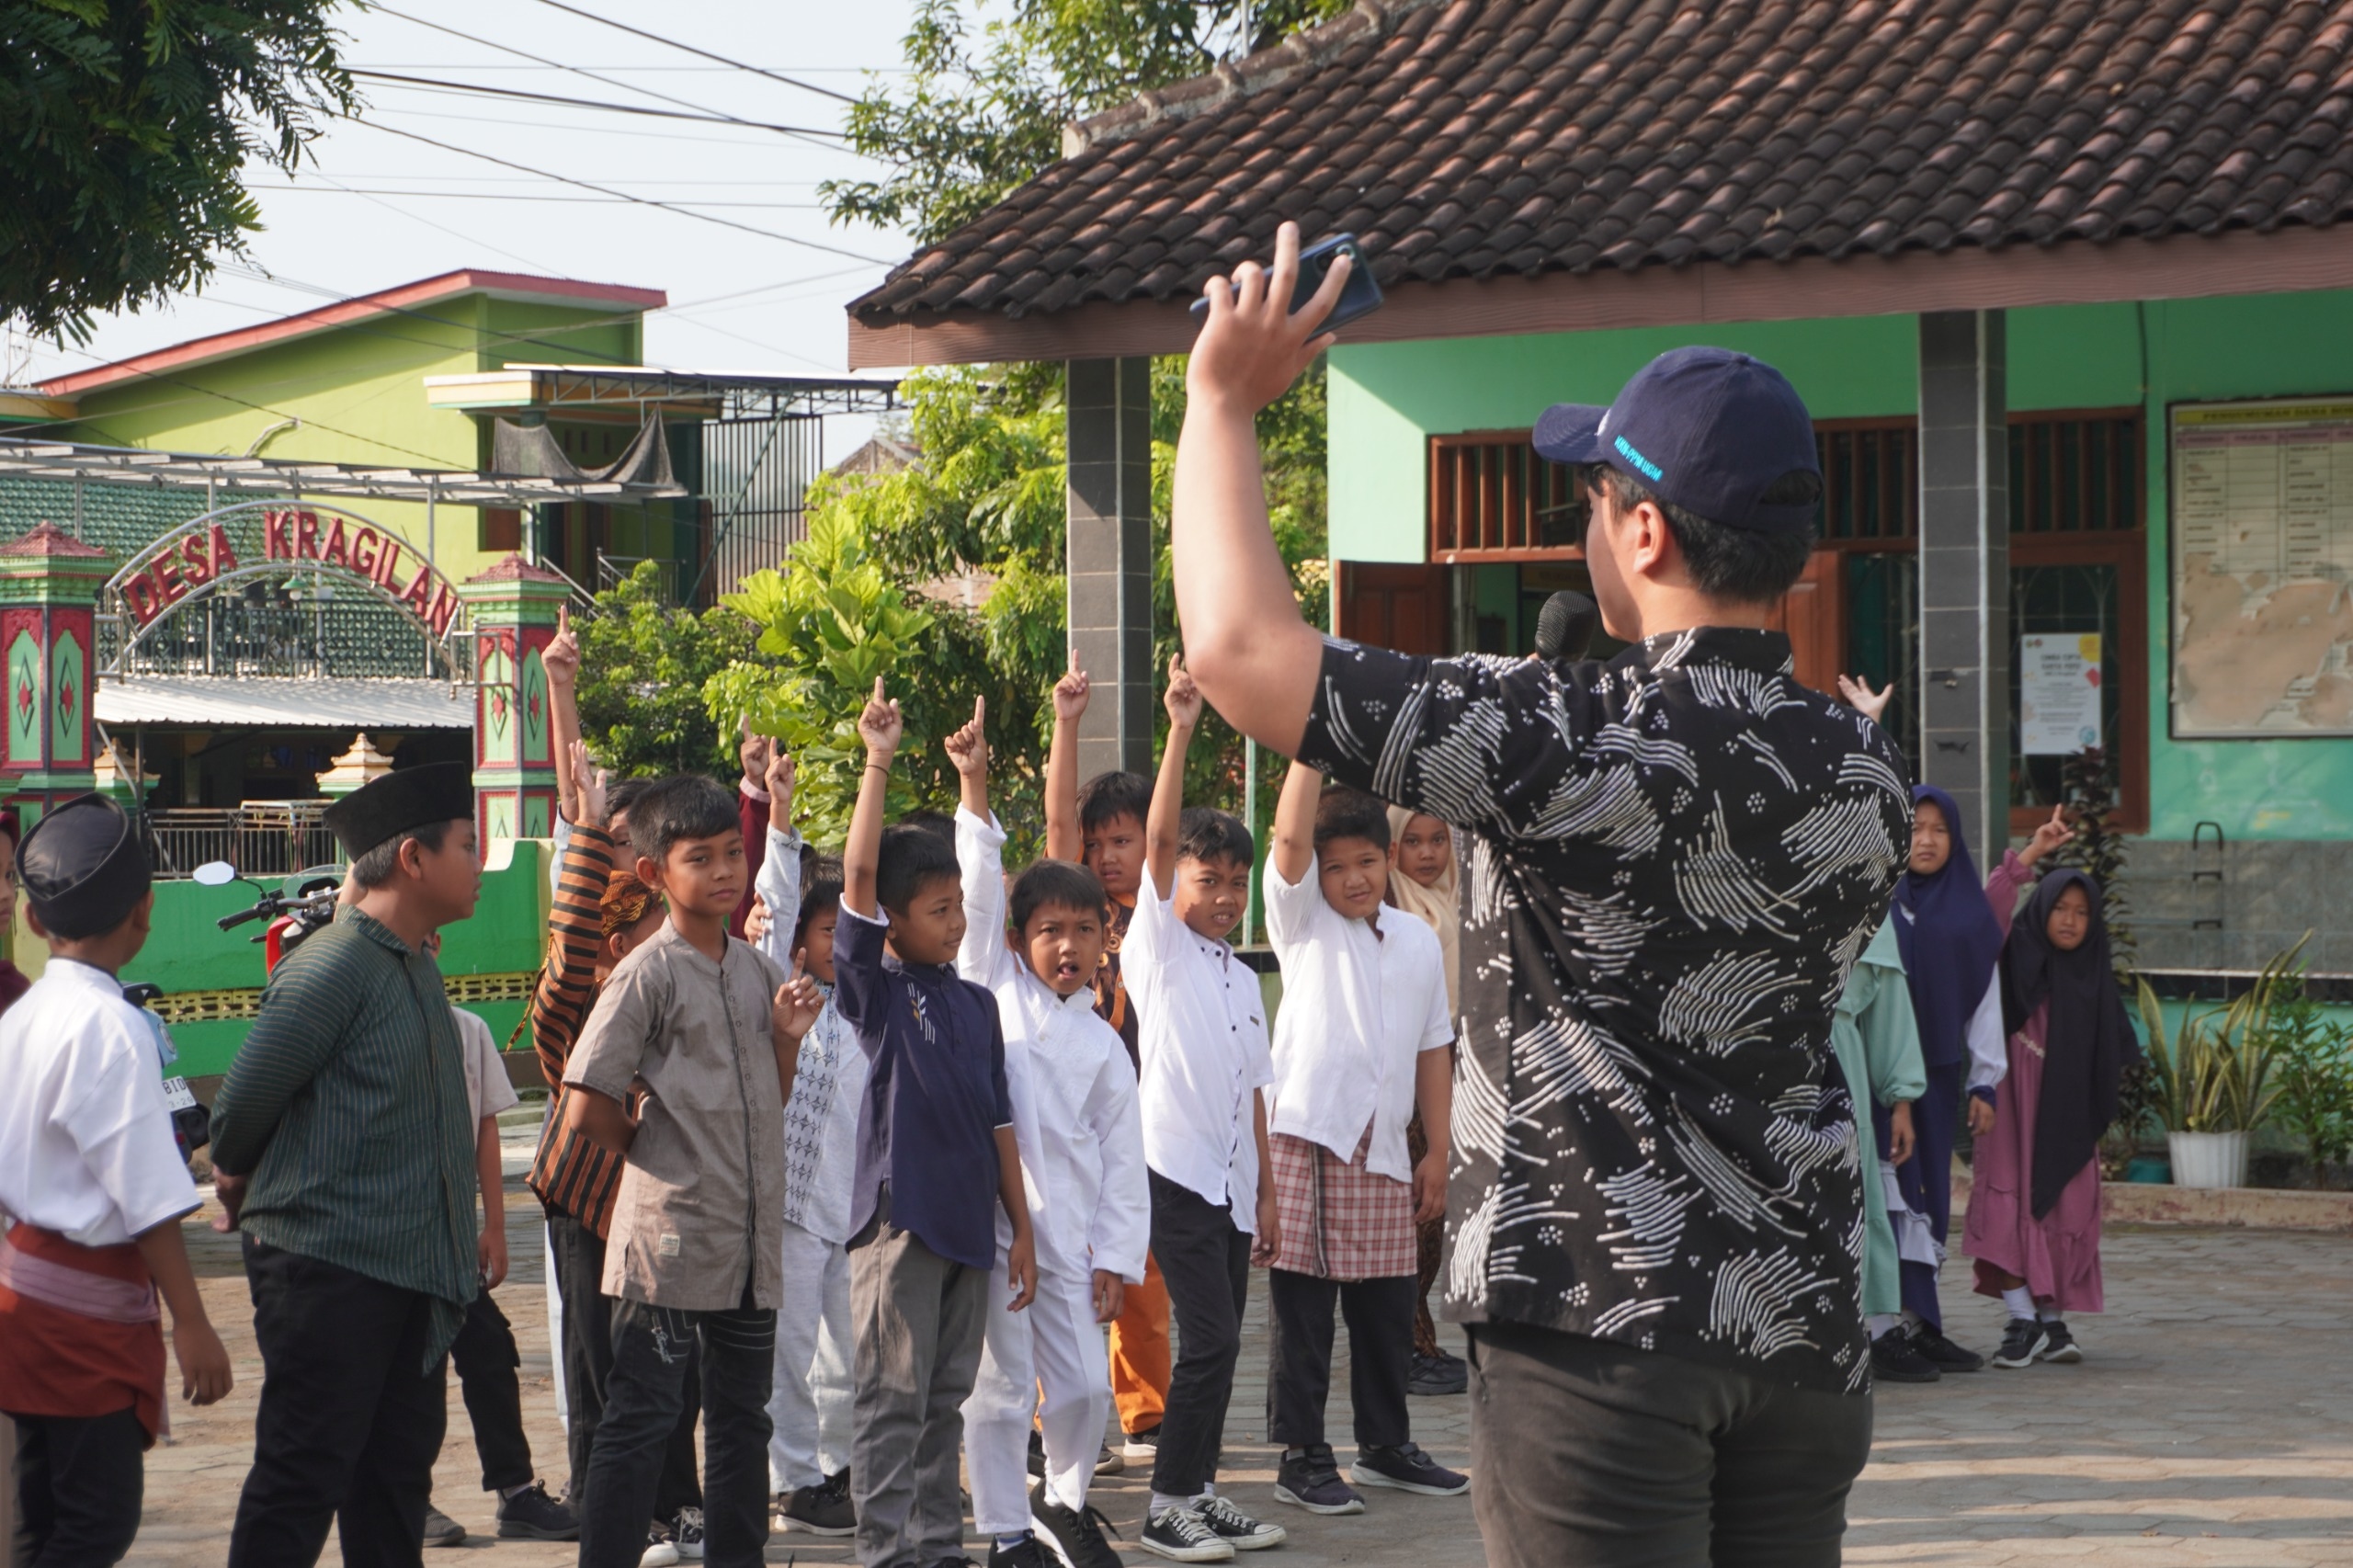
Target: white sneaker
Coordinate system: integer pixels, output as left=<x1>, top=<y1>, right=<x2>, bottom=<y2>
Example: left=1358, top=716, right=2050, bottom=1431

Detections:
left=639, top=1528, right=681, bottom=1568
left=668, top=1507, right=704, bottom=1562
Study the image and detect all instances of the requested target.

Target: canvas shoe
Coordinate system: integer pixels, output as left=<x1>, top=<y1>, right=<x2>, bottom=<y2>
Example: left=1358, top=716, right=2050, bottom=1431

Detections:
left=421, top=1506, right=465, bottom=1548
left=1139, top=1506, right=1234, bottom=1562
left=1914, top=1324, right=1987, bottom=1373
left=639, top=1525, right=681, bottom=1568
left=1030, top=1481, right=1126, bottom=1568
left=1120, top=1426, right=1162, bottom=1464
left=1870, top=1326, right=1941, bottom=1384
left=667, top=1507, right=704, bottom=1561
left=1095, top=1442, right=1124, bottom=1476
left=2036, top=1319, right=2082, bottom=1363
left=1990, top=1317, right=2047, bottom=1369
left=1193, top=1494, right=1286, bottom=1551
left=1351, top=1443, right=1469, bottom=1496
left=1275, top=1445, right=1364, bottom=1515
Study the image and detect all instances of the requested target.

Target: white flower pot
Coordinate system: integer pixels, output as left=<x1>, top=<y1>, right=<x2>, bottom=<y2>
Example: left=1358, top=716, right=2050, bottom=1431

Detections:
left=2167, top=1131, right=2251, bottom=1190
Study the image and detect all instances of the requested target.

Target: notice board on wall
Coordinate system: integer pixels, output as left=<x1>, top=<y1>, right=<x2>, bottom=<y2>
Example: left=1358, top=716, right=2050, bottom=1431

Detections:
left=2170, top=397, right=2353, bottom=737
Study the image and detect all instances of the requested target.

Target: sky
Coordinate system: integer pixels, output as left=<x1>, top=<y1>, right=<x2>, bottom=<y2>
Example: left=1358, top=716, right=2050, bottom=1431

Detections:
left=14, top=0, right=926, bottom=392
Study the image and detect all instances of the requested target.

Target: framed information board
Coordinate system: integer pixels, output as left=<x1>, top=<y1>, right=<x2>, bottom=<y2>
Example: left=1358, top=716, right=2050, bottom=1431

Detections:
left=2169, top=396, right=2353, bottom=738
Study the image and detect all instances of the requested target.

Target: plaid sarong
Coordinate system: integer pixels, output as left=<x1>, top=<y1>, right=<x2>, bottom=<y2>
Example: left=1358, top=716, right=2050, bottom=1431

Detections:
left=1269, top=1128, right=1415, bottom=1281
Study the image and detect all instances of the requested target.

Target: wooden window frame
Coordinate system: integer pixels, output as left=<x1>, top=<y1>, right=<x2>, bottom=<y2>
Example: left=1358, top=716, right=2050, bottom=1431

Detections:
left=1427, top=430, right=1586, bottom=562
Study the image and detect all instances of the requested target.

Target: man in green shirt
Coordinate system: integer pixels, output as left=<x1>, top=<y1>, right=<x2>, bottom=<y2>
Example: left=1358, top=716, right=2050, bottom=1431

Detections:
left=210, top=763, right=483, bottom=1568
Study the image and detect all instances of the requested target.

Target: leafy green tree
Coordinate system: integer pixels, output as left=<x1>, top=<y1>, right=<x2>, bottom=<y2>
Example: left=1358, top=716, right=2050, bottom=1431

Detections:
left=2, top=0, right=356, bottom=340
left=574, top=562, right=758, bottom=779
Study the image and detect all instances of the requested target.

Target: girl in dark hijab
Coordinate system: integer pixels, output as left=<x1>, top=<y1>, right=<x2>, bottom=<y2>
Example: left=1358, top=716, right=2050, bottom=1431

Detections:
left=1963, top=868, right=2141, bottom=1369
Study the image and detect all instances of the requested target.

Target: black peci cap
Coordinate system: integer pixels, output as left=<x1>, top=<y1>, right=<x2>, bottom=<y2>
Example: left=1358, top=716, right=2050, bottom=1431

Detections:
left=322, top=762, right=475, bottom=860
left=19, top=792, right=152, bottom=938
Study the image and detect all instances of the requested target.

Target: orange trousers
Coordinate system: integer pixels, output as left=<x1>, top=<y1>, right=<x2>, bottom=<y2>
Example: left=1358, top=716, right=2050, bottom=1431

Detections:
left=1109, top=1251, right=1171, bottom=1435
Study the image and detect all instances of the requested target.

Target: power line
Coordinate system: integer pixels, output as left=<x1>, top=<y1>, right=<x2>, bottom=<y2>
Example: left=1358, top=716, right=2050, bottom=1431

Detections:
left=348, top=68, right=845, bottom=137
left=256, top=184, right=824, bottom=208
left=526, top=0, right=857, bottom=104
left=352, top=101, right=857, bottom=151
left=355, top=119, right=894, bottom=264
left=369, top=6, right=842, bottom=153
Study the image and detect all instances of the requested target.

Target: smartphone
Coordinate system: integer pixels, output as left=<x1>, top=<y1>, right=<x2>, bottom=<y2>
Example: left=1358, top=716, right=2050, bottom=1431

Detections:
left=1188, top=233, right=1382, bottom=333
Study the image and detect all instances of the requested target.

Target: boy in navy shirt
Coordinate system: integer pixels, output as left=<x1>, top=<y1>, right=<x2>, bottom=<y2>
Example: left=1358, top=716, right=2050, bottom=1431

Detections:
left=836, top=677, right=1037, bottom=1568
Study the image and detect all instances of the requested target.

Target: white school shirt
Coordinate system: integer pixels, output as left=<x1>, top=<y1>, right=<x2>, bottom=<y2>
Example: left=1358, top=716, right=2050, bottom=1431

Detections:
left=1124, top=860, right=1277, bottom=1228
left=452, top=1005, right=520, bottom=1128
left=953, top=810, right=1150, bottom=1285
left=755, top=824, right=866, bottom=1244
left=1264, top=858, right=1454, bottom=1181
left=0, top=960, right=199, bottom=1246
left=1965, top=980, right=2010, bottom=1095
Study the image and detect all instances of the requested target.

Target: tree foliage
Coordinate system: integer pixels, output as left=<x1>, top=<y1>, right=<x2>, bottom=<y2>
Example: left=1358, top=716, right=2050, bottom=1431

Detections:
left=574, top=562, right=759, bottom=780
left=1, top=0, right=356, bottom=340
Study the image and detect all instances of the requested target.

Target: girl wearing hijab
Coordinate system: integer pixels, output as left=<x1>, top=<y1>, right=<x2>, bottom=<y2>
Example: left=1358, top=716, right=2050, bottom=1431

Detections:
left=1965, top=868, right=2140, bottom=1367
left=1886, top=789, right=2072, bottom=1374
left=1387, top=806, right=1462, bottom=1397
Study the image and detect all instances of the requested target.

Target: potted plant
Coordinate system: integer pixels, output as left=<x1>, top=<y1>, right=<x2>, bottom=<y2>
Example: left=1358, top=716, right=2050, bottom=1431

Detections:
left=2136, top=964, right=2284, bottom=1189
left=2250, top=939, right=2353, bottom=1187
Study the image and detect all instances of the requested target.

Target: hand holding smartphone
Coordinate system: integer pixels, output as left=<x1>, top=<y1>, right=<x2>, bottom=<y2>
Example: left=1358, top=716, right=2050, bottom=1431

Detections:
left=1190, top=233, right=1383, bottom=334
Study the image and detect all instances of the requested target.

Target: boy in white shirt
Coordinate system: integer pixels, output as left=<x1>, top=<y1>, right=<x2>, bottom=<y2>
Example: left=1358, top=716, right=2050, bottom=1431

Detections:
left=1126, top=661, right=1287, bottom=1563
left=1261, top=765, right=1465, bottom=1517
left=0, top=793, right=233, bottom=1566
left=941, top=699, right=1150, bottom=1568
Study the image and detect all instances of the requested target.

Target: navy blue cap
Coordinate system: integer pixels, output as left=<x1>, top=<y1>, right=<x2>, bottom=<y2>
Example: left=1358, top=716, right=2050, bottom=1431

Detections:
left=1530, top=347, right=1822, bottom=534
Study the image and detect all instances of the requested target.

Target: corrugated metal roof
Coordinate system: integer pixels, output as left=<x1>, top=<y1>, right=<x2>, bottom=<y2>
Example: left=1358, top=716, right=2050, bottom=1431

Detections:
left=95, top=676, right=472, bottom=730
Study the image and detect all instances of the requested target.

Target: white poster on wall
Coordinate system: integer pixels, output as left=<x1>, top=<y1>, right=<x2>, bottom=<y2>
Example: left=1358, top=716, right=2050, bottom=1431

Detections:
left=2020, top=632, right=2103, bottom=755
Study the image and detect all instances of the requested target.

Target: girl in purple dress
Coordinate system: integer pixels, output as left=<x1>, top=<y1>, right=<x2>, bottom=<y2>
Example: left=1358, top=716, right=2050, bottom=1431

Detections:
left=1965, top=868, right=2140, bottom=1367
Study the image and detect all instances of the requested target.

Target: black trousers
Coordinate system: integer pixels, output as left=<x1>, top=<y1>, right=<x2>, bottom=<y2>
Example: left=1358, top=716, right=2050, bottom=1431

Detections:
left=448, top=1286, right=536, bottom=1493
left=578, top=1294, right=775, bottom=1568
left=1467, top=1322, right=1872, bottom=1568
left=228, top=1237, right=447, bottom=1568
left=7, top=1407, right=145, bottom=1567
left=1147, top=1172, right=1253, bottom=1499
left=1265, top=1269, right=1415, bottom=1451
left=546, top=1208, right=702, bottom=1515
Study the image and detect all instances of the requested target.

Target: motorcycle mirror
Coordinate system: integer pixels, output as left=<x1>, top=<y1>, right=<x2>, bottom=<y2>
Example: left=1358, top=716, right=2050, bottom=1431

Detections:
left=192, top=861, right=238, bottom=886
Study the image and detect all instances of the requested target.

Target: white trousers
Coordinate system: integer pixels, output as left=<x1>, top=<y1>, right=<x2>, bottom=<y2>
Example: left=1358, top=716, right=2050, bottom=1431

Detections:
left=961, top=1263, right=1108, bottom=1537
left=766, top=1219, right=856, bottom=1492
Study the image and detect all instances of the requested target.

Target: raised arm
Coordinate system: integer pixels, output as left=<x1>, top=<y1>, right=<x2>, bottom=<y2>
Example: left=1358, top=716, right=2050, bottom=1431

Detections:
left=842, top=677, right=903, bottom=922
left=545, top=606, right=583, bottom=824
left=1144, top=656, right=1202, bottom=895
left=1271, top=758, right=1320, bottom=887
left=1045, top=653, right=1089, bottom=864
left=1175, top=222, right=1350, bottom=755
left=752, top=748, right=803, bottom=971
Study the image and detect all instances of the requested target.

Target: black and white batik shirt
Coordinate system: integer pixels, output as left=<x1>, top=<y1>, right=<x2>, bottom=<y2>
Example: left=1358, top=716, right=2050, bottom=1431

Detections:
left=1298, top=626, right=1910, bottom=1394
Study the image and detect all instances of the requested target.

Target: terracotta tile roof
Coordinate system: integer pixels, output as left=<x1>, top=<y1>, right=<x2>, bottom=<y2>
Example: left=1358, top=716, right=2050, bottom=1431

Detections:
left=849, top=0, right=2353, bottom=326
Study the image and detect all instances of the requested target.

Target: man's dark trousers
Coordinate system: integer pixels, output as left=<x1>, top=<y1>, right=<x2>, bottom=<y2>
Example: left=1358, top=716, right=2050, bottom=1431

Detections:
left=1468, top=1322, right=1872, bottom=1568
left=1265, top=1269, right=1415, bottom=1451
left=8, top=1405, right=145, bottom=1566
left=449, top=1287, right=534, bottom=1494
left=577, top=1291, right=775, bottom=1568
left=545, top=1210, right=702, bottom=1515
left=228, top=1237, right=448, bottom=1568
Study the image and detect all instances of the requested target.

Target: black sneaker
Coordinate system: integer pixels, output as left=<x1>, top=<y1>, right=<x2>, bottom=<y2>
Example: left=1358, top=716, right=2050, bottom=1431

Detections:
left=779, top=1470, right=856, bottom=1536
left=1193, top=1494, right=1286, bottom=1550
left=1407, top=1349, right=1469, bottom=1396
left=1030, top=1480, right=1126, bottom=1568
left=1120, top=1426, right=1162, bottom=1463
left=1350, top=1442, right=1469, bottom=1496
left=1990, top=1317, right=2047, bottom=1369
left=495, top=1480, right=579, bottom=1540
left=1274, top=1444, right=1365, bottom=1515
left=987, top=1535, right=1051, bottom=1568
left=638, top=1523, right=680, bottom=1568
left=668, top=1506, right=704, bottom=1562
left=1914, top=1324, right=1987, bottom=1373
left=1094, top=1441, right=1124, bottom=1477
left=1029, top=1427, right=1048, bottom=1479
left=421, top=1506, right=466, bottom=1548
left=2036, top=1319, right=2082, bottom=1363
left=1870, top=1326, right=1941, bottom=1384
left=1139, top=1506, right=1235, bottom=1562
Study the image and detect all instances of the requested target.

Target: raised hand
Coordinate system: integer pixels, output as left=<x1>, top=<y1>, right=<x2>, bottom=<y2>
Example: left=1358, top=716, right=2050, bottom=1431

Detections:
left=543, top=604, right=580, bottom=690
left=772, top=959, right=824, bottom=1042
left=858, top=677, right=904, bottom=757
left=1052, top=649, right=1091, bottom=724
left=568, top=740, right=608, bottom=828
left=2021, top=801, right=2075, bottom=867
left=1164, top=653, right=1204, bottom=730
left=1188, top=220, right=1348, bottom=415
left=944, top=696, right=989, bottom=779
left=1836, top=673, right=1893, bottom=725
left=765, top=746, right=797, bottom=829
left=740, top=729, right=773, bottom=791
left=745, top=894, right=772, bottom=945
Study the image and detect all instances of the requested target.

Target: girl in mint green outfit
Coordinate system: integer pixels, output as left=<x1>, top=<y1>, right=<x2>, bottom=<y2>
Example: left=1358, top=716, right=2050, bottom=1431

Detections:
left=1831, top=917, right=1928, bottom=1344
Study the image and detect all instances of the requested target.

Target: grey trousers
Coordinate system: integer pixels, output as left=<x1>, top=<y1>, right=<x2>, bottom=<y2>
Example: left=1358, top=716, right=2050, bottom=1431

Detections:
left=848, top=1188, right=989, bottom=1568
left=1468, top=1323, right=1872, bottom=1568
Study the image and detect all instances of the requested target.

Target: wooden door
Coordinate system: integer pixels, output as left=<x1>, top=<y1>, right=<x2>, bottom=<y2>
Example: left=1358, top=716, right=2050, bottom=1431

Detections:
left=1336, top=562, right=1449, bottom=655
left=1768, top=550, right=1845, bottom=694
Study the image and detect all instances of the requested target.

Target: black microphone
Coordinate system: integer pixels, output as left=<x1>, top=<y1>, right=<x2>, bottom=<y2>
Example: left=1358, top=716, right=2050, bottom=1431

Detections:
left=1535, top=590, right=1598, bottom=664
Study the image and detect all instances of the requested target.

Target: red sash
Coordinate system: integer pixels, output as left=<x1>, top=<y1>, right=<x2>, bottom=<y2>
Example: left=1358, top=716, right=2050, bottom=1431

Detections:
left=0, top=1221, right=166, bottom=1443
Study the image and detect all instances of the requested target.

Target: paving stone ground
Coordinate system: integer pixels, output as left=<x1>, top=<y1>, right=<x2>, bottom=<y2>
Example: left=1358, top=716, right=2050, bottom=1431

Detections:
left=101, top=1124, right=2353, bottom=1566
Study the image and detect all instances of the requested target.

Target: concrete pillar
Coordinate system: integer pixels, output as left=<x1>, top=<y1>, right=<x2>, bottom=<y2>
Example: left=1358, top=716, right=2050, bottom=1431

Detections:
left=0, top=520, right=113, bottom=826
left=1916, top=311, right=2010, bottom=859
left=1065, top=358, right=1154, bottom=779
left=457, top=554, right=570, bottom=845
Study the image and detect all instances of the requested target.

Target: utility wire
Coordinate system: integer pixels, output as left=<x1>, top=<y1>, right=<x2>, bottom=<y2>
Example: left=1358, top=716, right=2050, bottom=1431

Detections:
left=526, top=0, right=857, bottom=103
left=348, top=68, right=845, bottom=137
left=258, top=186, right=825, bottom=208
left=356, top=119, right=894, bottom=264
left=369, top=6, right=842, bottom=153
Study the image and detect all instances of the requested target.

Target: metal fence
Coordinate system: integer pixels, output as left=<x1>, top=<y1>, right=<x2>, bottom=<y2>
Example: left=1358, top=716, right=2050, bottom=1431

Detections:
left=698, top=413, right=823, bottom=600
left=151, top=803, right=341, bottom=881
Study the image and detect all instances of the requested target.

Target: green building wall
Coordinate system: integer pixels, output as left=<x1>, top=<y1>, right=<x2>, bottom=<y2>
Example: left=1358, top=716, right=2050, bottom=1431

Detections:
left=1326, top=288, right=2353, bottom=844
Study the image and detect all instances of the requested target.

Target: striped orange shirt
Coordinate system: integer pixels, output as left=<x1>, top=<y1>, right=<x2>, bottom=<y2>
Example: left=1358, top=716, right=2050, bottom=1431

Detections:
left=526, top=824, right=627, bottom=1237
